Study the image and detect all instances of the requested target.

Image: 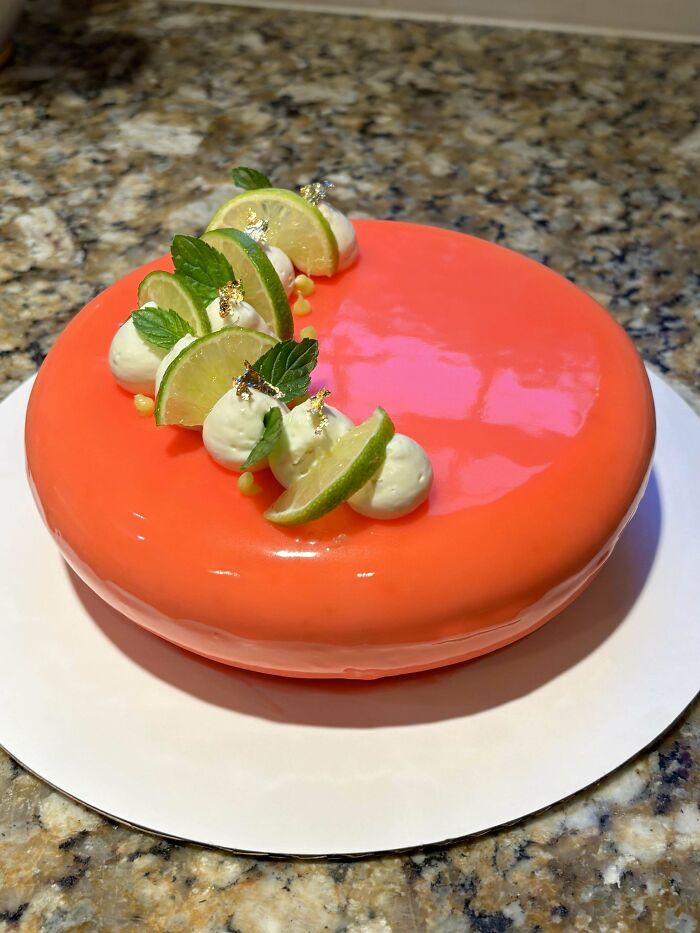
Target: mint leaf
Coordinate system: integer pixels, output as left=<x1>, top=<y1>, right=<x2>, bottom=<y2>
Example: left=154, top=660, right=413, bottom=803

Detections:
left=230, top=166, right=272, bottom=190
left=252, top=338, right=318, bottom=404
left=132, top=307, right=194, bottom=350
left=171, top=235, right=234, bottom=307
left=242, top=407, right=283, bottom=469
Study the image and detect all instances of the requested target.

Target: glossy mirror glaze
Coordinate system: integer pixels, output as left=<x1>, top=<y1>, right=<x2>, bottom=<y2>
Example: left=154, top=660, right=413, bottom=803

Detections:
left=25, top=221, right=655, bottom=678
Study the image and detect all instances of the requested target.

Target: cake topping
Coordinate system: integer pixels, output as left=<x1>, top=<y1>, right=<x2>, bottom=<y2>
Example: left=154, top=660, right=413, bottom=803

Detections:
left=208, top=179, right=342, bottom=276
left=241, top=407, right=285, bottom=469
left=294, top=274, right=315, bottom=296
left=235, top=360, right=283, bottom=401
left=238, top=471, right=262, bottom=496
left=299, top=180, right=334, bottom=206
left=250, top=337, right=319, bottom=404
left=218, top=280, right=246, bottom=318
left=230, top=166, right=273, bottom=191
left=130, top=305, right=194, bottom=350
left=293, top=295, right=312, bottom=316
left=171, top=234, right=238, bottom=308
left=244, top=209, right=269, bottom=245
left=133, top=393, right=155, bottom=417
left=309, top=388, right=331, bottom=436
left=108, top=166, right=429, bottom=525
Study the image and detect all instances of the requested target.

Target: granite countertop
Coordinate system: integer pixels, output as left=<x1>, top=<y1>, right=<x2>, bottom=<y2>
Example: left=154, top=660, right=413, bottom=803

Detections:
left=1, top=0, right=699, bottom=928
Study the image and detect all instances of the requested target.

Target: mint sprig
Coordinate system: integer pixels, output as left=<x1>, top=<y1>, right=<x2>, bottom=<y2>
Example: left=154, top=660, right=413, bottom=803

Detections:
left=242, top=407, right=283, bottom=469
left=251, top=338, right=318, bottom=404
left=132, top=306, right=194, bottom=350
left=171, top=235, right=235, bottom=308
left=230, top=166, right=272, bottom=191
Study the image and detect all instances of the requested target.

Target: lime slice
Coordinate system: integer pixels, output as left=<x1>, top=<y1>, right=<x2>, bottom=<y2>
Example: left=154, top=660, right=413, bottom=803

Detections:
left=206, top=188, right=339, bottom=277
left=200, top=228, right=294, bottom=340
left=265, top=408, right=395, bottom=526
left=138, top=271, right=210, bottom=336
left=155, top=327, right=277, bottom=427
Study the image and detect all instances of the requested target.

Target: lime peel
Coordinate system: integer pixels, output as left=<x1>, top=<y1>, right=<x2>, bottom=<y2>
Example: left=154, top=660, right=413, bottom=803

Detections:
left=155, top=327, right=277, bottom=427
left=206, top=188, right=339, bottom=277
left=137, top=270, right=211, bottom=336
left=265, top=407, right=395, bottom=526
left=200, top=227, right=293, bottom=339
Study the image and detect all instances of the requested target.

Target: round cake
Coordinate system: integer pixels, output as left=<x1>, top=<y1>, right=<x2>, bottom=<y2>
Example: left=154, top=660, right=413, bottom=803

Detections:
left=25, top=220, right=655, bottom=678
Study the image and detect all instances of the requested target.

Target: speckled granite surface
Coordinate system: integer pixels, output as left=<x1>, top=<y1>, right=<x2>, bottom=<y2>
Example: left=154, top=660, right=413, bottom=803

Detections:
left=1, top=1, right=699, bottom=929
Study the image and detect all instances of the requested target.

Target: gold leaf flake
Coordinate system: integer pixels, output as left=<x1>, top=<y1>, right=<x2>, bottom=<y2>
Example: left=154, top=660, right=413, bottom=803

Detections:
left=218, top=280, right=245, bottom=317
left=299, top=180, right=334, bottom=206
left=244, top=209, right=269, bottom=245
left=309, top=387, right=331, bottom=435
left=234, top=360, right=283, bottom=400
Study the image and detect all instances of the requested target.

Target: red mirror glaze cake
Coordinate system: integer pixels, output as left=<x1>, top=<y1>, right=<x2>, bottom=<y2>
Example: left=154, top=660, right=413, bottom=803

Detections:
left=25, top=220, right=655, bottom=678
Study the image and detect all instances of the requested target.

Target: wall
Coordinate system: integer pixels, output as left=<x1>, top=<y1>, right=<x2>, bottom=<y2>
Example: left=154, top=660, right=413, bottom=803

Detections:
left=185, top=0, right=700, bottom=41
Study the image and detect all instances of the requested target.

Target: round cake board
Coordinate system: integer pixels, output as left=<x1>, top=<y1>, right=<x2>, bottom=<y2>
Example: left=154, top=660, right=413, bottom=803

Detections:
left=1, top=371, right=698, bottom=857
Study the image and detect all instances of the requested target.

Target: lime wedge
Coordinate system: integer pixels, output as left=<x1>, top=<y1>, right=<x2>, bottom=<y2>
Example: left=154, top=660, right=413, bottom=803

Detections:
left=265, top=408, right=395, bottom=526
left=138, top=271, right=210, bottom=335
left=206, top=188, right=339, bottom=277
left=200, top=228, right=293, bottom=340
left=155, top=327, right=277, bottom=427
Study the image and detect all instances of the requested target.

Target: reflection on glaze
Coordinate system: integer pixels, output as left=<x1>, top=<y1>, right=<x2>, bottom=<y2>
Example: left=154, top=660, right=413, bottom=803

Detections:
left=430, top=448, right=549, bottom=512
left=274, top=549, right=319, bottom=559
left=317, top=305, right=480, bottom=421
left=316, top=297, right=601, bottom=513
left=482, top=363, right=598, bottom=437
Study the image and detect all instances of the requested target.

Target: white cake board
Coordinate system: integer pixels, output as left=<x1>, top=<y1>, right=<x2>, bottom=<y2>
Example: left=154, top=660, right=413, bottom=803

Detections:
left=1, top=372, right=698, bottom=857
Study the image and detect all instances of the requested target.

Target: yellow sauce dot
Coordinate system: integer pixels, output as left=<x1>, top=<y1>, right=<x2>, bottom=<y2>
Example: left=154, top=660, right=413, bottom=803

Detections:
left=293, top=296, right=312, bottom=316
left=237, top=471, right=260, bottom=496
left=294, top=274, right=315, bottom=297
left=133, top=394, right=155, bottom=416
left=299, top=325, right=317, bottom=340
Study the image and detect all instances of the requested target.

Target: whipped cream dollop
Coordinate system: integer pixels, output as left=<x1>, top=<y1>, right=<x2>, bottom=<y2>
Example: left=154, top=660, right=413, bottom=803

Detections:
left=349, top=434, right=432, bottom=519
left=205, top=297, right=273, bottom=335
left=203, top=387, right=288, bottom=472
left=318, top=202, right=358, bottom=271
left=154, top=333, right=197, bottom=396
left=269, top=398, right=354, bottom=488
left=264, top=244, right=295, bottom=295
left=108, top=302, right=165, bottom=395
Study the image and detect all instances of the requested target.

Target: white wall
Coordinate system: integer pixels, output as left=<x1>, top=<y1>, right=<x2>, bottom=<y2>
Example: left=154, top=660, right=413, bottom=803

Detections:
left=185, top=0, right=700, bottom=41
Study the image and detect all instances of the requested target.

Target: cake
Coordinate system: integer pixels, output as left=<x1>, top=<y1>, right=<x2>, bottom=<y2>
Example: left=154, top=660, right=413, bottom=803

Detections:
left=25, top=176, right=655, bottom=679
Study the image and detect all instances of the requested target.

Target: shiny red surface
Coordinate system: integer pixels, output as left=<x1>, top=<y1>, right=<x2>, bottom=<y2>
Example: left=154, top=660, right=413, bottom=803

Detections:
left=26, top=220, right=655, bottom=678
